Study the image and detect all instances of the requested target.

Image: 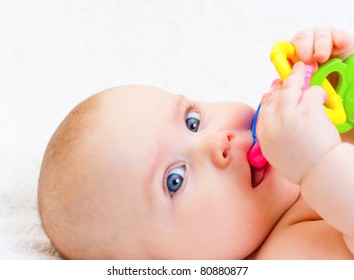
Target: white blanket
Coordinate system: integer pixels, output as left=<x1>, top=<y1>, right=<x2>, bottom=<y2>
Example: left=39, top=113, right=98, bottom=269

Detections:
left=1, top=0, right=353, bottom=259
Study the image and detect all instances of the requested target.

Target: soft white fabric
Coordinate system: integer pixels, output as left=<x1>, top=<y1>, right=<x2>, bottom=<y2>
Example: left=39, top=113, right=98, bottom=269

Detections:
left=1, top=0, right=353, bottom=259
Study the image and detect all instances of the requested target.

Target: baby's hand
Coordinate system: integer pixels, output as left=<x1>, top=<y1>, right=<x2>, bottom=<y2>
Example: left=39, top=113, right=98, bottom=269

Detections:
left=257, top=63, right=341, bottom=184
left=292, top=28, right=354, bottom=67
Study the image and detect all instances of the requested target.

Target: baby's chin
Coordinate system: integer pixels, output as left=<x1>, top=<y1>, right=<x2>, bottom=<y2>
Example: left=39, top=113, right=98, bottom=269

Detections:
left=252, top=164, right=300, bottom=208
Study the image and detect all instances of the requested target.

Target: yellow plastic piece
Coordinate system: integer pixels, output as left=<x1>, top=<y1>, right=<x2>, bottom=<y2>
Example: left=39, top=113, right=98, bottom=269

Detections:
left=270, top=40, right=346, bottom=126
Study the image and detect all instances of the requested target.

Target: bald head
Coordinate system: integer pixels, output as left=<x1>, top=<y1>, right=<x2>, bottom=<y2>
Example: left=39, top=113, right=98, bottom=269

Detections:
left=38, top=90, right=104, bottom=258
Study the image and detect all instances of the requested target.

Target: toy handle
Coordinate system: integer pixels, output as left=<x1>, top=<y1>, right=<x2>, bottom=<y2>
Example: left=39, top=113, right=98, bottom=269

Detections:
left=270, top=40, right=299, bottom=80
left=270, top=40, right=347, bottom=128
left=312, top=55, right=354, bottom=133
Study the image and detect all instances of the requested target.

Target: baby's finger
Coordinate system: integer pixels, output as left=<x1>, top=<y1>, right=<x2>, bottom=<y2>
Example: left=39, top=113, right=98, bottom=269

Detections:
left=260, top=79, right=282, bottom=106
left=282, top=62, right=307, bottom=90
left=270, top=79, right=282, bottom=91
left=332, top=29, right=351, bottom=50
left=279, top=62, right=307, bottom=107
left=261, top=92, right=272, bottom=105
left=313, top=29, right=332, bottom=63
left=300, top=85, right=327, bottom=108
left=292, top=30, right=315, bottom=64
left=331, top=29, right=353, bottom=58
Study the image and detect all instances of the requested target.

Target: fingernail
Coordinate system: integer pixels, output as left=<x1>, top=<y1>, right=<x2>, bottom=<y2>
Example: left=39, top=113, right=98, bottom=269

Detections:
left=270, top=79, right=281, bottom=90
left=262, top=92, right=271, bottom=101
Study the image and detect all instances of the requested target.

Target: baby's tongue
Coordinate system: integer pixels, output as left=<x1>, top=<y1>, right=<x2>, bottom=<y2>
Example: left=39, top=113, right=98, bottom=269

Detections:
left=251, top=166, right=265, bottom=188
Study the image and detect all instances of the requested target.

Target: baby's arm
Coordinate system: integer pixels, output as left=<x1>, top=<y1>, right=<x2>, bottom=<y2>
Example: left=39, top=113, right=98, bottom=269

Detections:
left=257, top=28, right=354, bottom=254
left=301, top=141, right=354, bottom=253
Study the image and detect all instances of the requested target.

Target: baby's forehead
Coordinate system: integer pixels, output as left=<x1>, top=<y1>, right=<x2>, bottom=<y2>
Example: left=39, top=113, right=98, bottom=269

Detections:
left=94, top=85, right=178, bottom=145
left=105, top=85, right=177, bottom=99
left=93, top=85, right=186, bottom=179
left=99, top=85, right=183, bottom=121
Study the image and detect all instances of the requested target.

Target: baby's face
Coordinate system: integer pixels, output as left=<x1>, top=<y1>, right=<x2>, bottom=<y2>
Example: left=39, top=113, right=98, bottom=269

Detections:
left=88, top=85, right=299, bottom=259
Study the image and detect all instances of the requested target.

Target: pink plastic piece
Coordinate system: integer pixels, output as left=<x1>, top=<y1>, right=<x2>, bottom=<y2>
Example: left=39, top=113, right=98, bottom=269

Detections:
left=248, top=141, right=267, bottom=168
left=302, top=65, right=314, bottom=91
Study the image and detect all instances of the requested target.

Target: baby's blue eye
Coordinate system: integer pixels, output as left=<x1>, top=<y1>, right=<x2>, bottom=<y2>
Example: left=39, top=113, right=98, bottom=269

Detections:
left=186, top=111, right=200, bottom=132
left=167, top=166, right=185, bottom=196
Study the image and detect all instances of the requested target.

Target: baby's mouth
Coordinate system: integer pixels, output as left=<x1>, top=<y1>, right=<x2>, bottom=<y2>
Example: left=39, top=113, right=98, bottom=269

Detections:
left=251, top=164, right=267, bottom=188
left=248, top=103, right=268, bottom=188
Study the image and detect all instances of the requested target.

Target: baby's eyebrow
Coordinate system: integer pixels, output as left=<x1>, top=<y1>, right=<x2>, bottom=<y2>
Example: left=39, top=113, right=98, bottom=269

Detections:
left=175, top=94, right=185, bottom=112
left=169, top=94, right=186, bottom=127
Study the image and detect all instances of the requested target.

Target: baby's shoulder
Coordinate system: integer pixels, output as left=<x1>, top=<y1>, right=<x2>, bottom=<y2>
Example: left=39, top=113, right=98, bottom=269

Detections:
left=250, top=196, right=354, bottom=259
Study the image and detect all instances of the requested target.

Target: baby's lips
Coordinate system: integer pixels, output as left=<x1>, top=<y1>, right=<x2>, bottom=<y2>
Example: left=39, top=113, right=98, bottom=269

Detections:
left=248, top=141, right=267, bottom=168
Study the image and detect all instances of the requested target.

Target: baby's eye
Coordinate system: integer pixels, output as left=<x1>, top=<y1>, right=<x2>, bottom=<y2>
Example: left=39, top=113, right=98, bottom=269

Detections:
left=186, top=111, right=200, bottom=132
left=166, top=166, right=185, bottom=196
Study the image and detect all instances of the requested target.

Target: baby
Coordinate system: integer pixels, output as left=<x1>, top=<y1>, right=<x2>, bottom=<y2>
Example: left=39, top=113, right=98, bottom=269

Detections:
left=38, top=27, right=354, bottom=259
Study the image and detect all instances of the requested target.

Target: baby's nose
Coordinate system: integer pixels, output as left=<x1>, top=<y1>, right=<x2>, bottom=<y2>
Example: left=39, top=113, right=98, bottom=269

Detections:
left=204, top=131, right=234, bottom=168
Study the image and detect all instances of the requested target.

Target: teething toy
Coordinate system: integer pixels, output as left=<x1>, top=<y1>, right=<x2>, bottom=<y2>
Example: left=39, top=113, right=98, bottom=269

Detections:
left=311, top=54, right=354, bottom=133
left=271, top=40, right=348, bottom=127
left=248, top=104, right=267, bottom=168
left=248, top=40, right=354, bottom=169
